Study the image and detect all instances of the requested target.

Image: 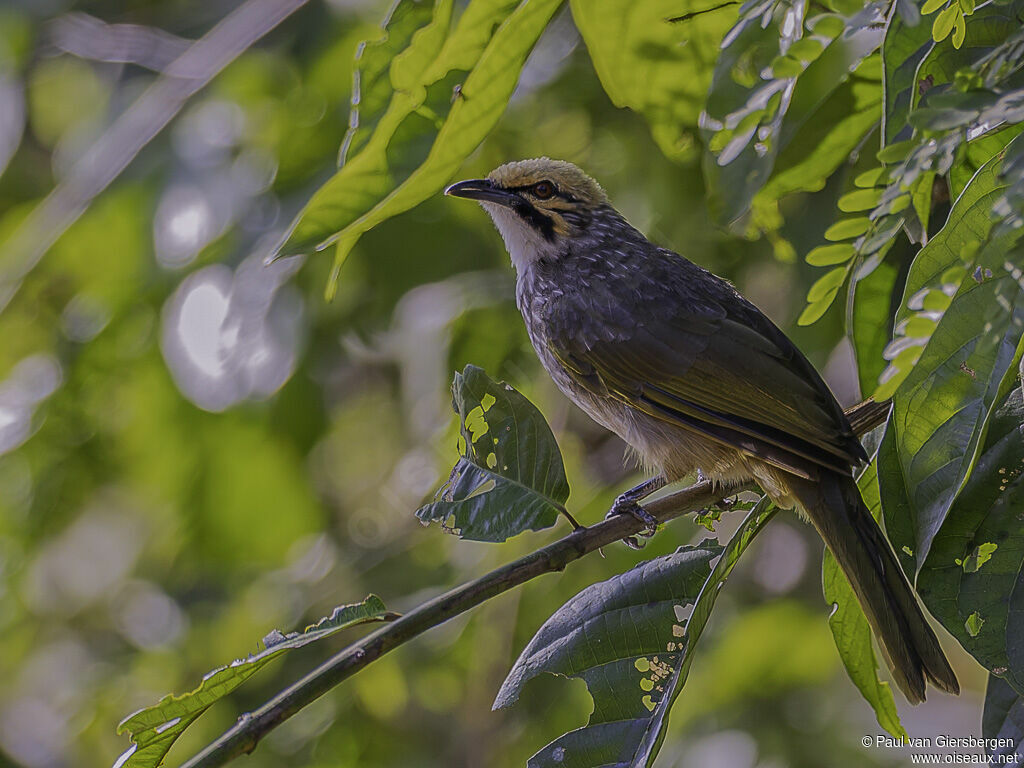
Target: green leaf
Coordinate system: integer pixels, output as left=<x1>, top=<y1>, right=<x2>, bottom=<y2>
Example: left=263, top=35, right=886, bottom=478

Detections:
left=271, top=0, right=560, bottom=287
left=497, top=499, right=776, bottom=768
left=494, top=541, right=721, bottom=767
left=771, top=54, right=805, bottom=77
left=113, top=596, right=392, bottom=768
left=931, top=4, right=958, bottom=43
left=983, top=675, right=1024, bottom=760
left=914, top=387, right=1024, bottom=690
left=883, top=261, right=1024, bottom=575
left=788, top=36, right=825, bottom=61
left=807, top=243, right=856, bottom=265
left=906, top=0, right=1024, bottom=131
left=849, top=245, right=901, bottom=396
left=907, top=171, right=935, bottom=242
left=878, top=140, right=1024, bottom=571
left=876, top=145, right=1011, bottom=400
left=416, top=365, right=569, bottom=541
left=838, top=187, right=883, bottom=212
left=881, top=4, right=936, bottom=145
left=339, top=0, right=437, bottom=163
left=949, top=123, right=1024, bottom=200
left=824, top=217, right=872, bottom=241
left=751, top=72, right=883, bottom=223
left=276, top=0, right=456, bottom=258
left=702, top=0, right=885, bottom=223
left=323, top=0, right=563, bottom=294
left=855, top=167, right=888, bottom=187
left=951, top=7, right=966, bottom=48
left=823, top=460, right=907, bottom=738
left=798, top=295, right=838, bottom=325
left=921, top=0, right=946, bottom=14
left=874, top=137, right=1024, bottom=578
left=807, top=265, right=850, bottom=302
left=572, top=0, right=737, bottom=162
left=877, top=139, right=917, bottom=163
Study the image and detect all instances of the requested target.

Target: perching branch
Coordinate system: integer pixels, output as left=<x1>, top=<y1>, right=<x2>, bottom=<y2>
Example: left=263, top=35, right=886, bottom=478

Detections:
left=178, top=398, right=890, bottom=768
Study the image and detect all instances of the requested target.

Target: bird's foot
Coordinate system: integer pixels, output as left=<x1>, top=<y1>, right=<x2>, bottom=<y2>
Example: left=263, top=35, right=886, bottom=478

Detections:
left=607, top=495, right=659, bottom=544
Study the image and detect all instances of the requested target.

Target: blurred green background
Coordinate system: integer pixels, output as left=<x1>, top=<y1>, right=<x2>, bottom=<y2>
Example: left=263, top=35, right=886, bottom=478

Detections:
left=0, top=1, right=985, bottom=766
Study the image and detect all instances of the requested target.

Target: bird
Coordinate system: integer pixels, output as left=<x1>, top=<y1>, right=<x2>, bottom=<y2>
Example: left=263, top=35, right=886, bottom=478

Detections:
left=445, top=157, right=959, bottom=705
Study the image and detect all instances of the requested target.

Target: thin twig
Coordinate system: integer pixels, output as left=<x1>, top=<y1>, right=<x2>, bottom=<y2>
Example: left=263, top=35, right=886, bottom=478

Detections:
left=0, top=0, right=308, bottom=312
left=177, top=398, right=888, bottom=768
left=668, top=1, right=741, bottom=23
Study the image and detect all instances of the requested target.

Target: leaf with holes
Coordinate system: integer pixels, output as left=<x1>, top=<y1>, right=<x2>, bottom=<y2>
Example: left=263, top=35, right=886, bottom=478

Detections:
left=496, top=498, right=776, bottom=767
left=113, top=596, right=392, bottom=768
left=417, top=365, right=569, bottom=542
left=908, top=387, right=1024, bottom=690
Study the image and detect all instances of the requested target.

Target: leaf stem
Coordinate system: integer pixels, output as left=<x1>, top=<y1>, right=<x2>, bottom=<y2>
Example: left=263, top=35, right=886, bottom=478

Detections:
left=667, top=0, right=740, bottom=23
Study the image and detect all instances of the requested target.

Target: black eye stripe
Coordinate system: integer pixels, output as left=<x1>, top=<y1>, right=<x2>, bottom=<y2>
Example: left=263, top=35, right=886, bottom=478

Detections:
left=511, top=199, right=556, bottom=242
left=506, top=183, right=577, bottom=202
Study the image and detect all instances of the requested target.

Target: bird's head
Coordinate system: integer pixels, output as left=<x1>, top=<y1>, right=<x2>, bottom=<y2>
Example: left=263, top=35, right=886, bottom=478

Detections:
left=445, top=158, right=609, bottom=271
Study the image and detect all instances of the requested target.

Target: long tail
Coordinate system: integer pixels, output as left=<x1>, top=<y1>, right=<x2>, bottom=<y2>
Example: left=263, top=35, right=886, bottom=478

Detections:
left=787, top=470, right=959, bottom=704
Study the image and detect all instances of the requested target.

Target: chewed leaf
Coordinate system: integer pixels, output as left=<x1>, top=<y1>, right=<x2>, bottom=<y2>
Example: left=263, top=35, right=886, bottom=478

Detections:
left=495, top=542, right=720, bottom=766
left=416, top=365, right=568, bottom=541
left=497, top=498, right=776, bottom=767
left=113, top=596, right=392, bottom=768
left=912, top=387, right=1024, bottom=692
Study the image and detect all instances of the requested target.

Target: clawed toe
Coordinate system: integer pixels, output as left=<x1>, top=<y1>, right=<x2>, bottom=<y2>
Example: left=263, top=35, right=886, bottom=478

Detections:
left=607, top=496, right=659, bottom=537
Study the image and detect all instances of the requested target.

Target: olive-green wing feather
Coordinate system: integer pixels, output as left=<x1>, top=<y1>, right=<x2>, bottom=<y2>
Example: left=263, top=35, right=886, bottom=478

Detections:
left=543, top=250, right=864, bottom=475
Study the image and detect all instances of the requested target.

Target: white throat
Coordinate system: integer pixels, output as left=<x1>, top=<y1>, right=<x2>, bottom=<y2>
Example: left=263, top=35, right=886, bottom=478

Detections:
left=480, top=202, right=560, bottom=274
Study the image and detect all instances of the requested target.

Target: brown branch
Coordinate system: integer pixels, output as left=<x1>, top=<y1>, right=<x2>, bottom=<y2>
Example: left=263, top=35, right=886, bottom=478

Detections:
left=177, top=398, right=889, bottom=768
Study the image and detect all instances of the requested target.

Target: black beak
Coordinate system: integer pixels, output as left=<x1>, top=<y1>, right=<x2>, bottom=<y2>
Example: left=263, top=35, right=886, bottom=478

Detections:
left=445, top=178, right=520, bottom=207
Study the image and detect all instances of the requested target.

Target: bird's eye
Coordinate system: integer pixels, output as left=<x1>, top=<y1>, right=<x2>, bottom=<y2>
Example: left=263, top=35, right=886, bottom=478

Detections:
left=532, top=181, right=555, bottom=199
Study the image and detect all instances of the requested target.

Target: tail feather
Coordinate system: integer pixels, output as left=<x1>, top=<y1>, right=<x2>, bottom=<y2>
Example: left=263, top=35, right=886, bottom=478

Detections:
left=788, top=471, right=959, bottom=704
